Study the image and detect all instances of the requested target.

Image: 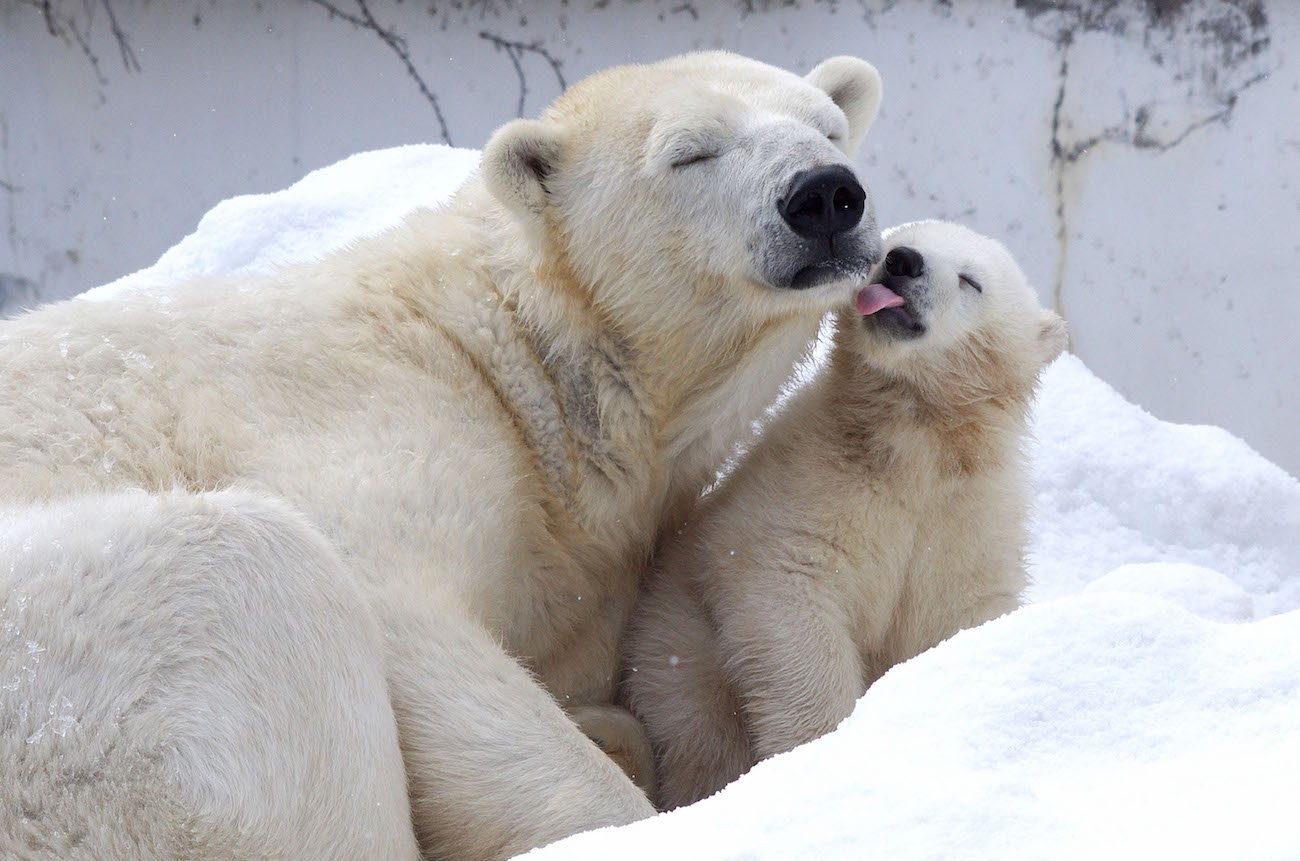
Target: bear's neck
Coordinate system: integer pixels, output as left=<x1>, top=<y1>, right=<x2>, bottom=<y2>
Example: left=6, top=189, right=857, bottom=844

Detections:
left=429, top=184, right=821, bottom=543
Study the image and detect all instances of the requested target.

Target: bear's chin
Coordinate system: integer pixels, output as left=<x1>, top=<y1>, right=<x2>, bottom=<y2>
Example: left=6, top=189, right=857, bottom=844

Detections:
left=787, top=260, right=868, bottom=291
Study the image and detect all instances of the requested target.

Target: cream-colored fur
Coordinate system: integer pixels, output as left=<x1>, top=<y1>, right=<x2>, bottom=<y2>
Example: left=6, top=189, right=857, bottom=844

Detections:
left=0, top=52, right=883, bottom=859
left=1, top=490, right=418, bottom=860
left=623, top=221, right=1068, bottom=810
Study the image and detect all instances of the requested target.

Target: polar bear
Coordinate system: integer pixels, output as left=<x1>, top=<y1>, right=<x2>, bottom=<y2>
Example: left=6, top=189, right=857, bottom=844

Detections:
left=622, top=220, right=1067, bottom=810
left=0, top=52, right=883, bottom=860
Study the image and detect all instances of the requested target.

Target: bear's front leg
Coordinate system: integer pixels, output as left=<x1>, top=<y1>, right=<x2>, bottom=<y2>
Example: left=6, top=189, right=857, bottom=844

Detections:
left=569, top=703, right=656, bottom=798
left=380, top=597, right=655, bottom=861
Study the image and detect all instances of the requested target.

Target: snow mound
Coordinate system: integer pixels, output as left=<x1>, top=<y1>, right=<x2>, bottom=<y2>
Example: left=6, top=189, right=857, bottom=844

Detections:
left=87, top=145, right=478, bottom=300
left=71, top=144, right=1300, bottom=859
left=1086, top=562, right=1255, bottom=623
left=1028, top=355, right=1300, bottom=617
left=527, top=596, right=1300, bottom=861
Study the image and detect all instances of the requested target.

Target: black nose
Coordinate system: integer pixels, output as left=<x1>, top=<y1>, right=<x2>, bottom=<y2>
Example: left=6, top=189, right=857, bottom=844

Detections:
left=884, top=246, right=924, bottom=278
left=780, top=165, right=866, bottom=240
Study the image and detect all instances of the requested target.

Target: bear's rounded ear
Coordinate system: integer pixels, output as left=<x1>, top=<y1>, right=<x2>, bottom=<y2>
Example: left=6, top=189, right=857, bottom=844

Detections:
left=1037, top=310, right=1069, bottom=366
left=481, top=118, right=568, bottom=220
left=806, top=56, right=883, bottom=154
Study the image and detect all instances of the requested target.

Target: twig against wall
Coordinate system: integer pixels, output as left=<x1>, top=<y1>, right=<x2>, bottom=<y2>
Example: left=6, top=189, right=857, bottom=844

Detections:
left=18, top=0, right=141, bottom=85
left=478, top=32, right=567, bottom=118
left=307, top=0, right=455, bottom=145
left=100, top=0, right=141, bottom=73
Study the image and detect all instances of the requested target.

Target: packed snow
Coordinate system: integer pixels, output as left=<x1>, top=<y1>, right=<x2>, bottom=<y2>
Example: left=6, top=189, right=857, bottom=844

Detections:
left=85, top=145, right=1300, bottom=860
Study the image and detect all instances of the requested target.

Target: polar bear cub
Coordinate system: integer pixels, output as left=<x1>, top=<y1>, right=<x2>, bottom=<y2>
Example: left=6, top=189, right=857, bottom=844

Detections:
left=622, top=220, right=1067, bottom=809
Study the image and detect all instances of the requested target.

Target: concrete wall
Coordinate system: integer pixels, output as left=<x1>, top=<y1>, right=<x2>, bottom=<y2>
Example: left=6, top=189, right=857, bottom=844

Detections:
left=3, top=0, right=1297, bottom=476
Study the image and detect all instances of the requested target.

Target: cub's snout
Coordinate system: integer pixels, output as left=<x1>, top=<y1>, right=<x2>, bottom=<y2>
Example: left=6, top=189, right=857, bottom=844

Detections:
left=883, top=245, right=924, bottom=278
left=858, top=244, right=930, bottom=338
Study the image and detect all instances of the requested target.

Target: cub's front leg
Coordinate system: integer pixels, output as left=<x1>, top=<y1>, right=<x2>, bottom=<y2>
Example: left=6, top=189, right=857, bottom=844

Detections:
left=622, top=562, right=754, bottom=810
left=711, top=563, right=867, bottom=761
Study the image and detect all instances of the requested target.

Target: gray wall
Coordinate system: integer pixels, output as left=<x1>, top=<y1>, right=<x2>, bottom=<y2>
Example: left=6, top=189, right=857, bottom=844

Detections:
left=3, top=0, right=1297, bottom=476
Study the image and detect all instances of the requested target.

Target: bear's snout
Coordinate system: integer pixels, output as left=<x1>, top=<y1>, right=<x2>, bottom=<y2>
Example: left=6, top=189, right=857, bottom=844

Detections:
left=780, top=166, right=866, bottom=239
left=884, top=246, right=925, bottom=279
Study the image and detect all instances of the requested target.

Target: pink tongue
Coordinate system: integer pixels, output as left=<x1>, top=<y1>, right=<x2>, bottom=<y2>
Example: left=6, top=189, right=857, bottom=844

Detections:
left=855, top=282, right=906, bottom=316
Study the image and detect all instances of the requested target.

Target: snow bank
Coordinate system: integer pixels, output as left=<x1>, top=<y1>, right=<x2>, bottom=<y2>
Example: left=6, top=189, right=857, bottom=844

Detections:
left=86, top=145, right=479, bottom=300
left=1028, top=355, right=1300, bottom=617
left=531, top=596, right=1300, bottom=861
left=79, top=145, right=1300, bottom=860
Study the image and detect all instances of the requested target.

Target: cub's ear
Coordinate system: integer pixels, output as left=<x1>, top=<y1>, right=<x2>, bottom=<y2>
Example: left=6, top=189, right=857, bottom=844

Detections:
left=806, top=56, right=883, bottom=154
left=1037, top=310, right=1069, bottom=366
left=481, top=118, right=568, bottom=220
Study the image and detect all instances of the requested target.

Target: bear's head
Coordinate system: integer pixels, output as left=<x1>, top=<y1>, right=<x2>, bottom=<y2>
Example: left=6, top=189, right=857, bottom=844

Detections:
left=480, top=52, right=884, bottom=336
left=845, top=220, right=1068, bottom=398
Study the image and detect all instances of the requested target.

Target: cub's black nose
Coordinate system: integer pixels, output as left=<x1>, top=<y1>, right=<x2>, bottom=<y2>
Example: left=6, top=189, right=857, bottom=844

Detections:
left=884, top=246, right=924, bottom=278
left=780, top=165, right=866, bottom=239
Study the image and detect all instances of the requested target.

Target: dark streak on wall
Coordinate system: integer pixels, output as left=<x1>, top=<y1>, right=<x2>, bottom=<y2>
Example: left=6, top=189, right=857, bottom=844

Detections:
left=1016, top=0, right=1269, bottom=68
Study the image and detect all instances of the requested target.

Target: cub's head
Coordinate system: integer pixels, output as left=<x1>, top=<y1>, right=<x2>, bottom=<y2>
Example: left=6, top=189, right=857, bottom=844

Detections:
left=480, top=52, right=884, bottom=332
left=844, top=220, right=1067, bottom=396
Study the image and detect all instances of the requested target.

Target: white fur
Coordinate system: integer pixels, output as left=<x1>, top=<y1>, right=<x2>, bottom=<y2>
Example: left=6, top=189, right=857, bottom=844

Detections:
left=1, top=490, right=417, bottom=859
left=0, top=52, right=883, bottom=859
left=622, top=221, right=1068, bottom=810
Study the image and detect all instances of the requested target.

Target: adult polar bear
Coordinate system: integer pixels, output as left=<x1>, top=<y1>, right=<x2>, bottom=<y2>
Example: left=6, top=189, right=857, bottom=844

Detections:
left=0, top=53, right=883, bottom=859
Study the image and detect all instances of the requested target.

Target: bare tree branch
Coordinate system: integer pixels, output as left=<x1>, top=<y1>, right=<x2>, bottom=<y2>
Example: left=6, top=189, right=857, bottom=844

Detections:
left=18, top=0, right=141, bottom=83
left=478, top=31, right=567, bottom=118
left=306, top=0, right=454, bottom=145
left=100, top=0, right=142, bottom=74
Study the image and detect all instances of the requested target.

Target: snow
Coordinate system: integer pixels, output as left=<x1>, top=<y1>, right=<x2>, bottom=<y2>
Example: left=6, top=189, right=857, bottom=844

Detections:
left=538, top=596, right=1300, bottom=861
left=82, top=145, right=1300, bottom=860
left=1084, top=562, right=1254, bottom=624
left=1027, top=356, right=1300, bottom=618
left=86, top=145, right=480, bottom=300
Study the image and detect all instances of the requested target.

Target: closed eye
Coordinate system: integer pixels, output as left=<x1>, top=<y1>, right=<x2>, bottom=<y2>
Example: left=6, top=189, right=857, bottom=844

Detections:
left=959, top=274, right=983, bottom=293
left=671, top=152, right=718, bottom=169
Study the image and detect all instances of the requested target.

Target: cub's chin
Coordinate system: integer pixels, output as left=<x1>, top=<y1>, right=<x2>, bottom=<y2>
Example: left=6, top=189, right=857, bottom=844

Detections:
left=855, top=281, right=926, bottom=339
